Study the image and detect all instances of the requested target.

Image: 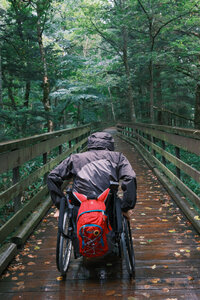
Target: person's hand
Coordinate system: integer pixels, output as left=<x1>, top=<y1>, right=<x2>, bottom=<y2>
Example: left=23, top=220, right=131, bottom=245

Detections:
left=122, top=210, right=132, bottom=222
left=54, top=209, right=59, bottom=220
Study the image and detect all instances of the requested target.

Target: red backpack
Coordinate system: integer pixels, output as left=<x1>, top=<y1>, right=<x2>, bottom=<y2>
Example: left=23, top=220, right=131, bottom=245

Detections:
left=74, top=189, right=112, bottom=258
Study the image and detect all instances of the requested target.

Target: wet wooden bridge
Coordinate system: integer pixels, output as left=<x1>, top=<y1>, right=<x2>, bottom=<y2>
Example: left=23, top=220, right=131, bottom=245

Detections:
left=0, top=124, right=200, bottom=299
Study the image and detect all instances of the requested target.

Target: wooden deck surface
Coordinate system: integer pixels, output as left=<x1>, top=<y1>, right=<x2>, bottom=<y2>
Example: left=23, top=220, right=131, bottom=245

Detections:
left=0, top=128, right=200, bottom=299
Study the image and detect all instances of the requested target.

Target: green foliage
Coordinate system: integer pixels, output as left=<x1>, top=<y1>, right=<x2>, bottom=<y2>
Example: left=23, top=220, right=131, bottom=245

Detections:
left=1, top=0, right=200, bottom=137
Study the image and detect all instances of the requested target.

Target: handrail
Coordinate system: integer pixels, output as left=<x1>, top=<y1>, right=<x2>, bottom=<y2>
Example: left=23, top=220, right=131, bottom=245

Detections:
left=119, top=122, right=200, bottom=139
left=117, top=122, right=200, bottom=233
left=0, top=124, right=90, bottom=154
left=0, top=124, right=91, bottom=274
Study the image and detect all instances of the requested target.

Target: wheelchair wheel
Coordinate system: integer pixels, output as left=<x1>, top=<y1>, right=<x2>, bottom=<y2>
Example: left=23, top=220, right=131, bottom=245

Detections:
left=121, top=217, right=135, bottom=277
left=56, top=211, right=72, bottom=276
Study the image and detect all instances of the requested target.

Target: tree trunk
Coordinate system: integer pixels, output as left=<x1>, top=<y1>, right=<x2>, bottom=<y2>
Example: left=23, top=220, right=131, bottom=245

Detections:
left=194, top=83, right=200, bottom=129
left=83, top=35, right=89, bottom=58
left=24, top=81, right=31, bottom=107
left=8, top=82, right=17, bottom=110
left=8, top=80, right=20, bottom=132
left=137, top=86, right=143, bottom=120
left=77, top=103, right=81, bottom=125
left=156, top=66, right=163, bottom=124
left=122, top=26, right=136, bottom=123
left=149, top=58, right=154, bottom=123
left=108, top=87, right=116, bottom=122
left=0, top=52, right=3, bottom=109
left=36, top=9, right=53, bottom=132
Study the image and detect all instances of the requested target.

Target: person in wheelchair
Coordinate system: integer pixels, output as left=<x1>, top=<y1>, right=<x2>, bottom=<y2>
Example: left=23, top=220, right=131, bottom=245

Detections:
left=47, top=131, right=137, bottom=220
left=47, top=131, right=137, bottom=259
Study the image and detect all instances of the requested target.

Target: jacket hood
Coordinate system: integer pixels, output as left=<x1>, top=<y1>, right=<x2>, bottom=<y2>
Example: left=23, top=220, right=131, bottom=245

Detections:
left=87, top=132, right=114, bottom=151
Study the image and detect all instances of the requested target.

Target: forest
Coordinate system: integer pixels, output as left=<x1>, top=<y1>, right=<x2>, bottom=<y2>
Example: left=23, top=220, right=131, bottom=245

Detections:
left=0, top=0, right=200, bottom=141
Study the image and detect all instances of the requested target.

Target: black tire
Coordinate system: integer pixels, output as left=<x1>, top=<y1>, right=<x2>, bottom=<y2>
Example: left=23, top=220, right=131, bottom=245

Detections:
left=121, top=217, right=135, bottom=277
left=56, top=212, right=72, bottom=276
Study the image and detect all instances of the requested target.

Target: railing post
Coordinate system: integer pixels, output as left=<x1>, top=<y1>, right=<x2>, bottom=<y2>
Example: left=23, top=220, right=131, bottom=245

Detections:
left=13, top=166, right=21, bottom=212
left=146, top=133, right=150, bottom=151
left=59, top=145, right=62, bottom=155
left=123, top=126, right=125, bottom=136
left=76, top=137, right=79, bottom=153
left=143, top=132, right=146, bottom=147
left=82, top=133, right=87, bottom=150
left=135, top=128, right=139, bottom=142
left=175, top=146, right=181, bottom=179
left=131, top=127, right=134, bottom=138
left=43, top=152, right=48, bottom=184
left=152, top=136, right=156, bottom=156
left=161, top=141, right=166, bottom=165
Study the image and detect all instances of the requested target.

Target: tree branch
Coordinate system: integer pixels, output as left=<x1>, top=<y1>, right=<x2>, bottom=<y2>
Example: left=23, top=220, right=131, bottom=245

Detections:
left=174, top=29, right=200, bottom=39
left=1, top=36, right=22, bottom=56
left=137, top=0, right=151, bottom=25
left=95, top=45, right=118, bottom=55
left=89, top=18, right=123, bottom=58
left=154, top=4, right=200, bottom=40
left=176, top=67, right=197, bottom=80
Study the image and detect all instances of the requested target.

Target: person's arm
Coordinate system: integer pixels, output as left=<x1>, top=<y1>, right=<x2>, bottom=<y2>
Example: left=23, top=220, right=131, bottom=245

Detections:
left=47, top=156, right=73, bottom=209
left=118, top=153, right=137, bottom=213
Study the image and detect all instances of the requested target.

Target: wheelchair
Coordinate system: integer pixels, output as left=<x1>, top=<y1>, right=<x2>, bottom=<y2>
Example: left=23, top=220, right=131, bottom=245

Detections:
left=56, top=182, right=135, bottom=277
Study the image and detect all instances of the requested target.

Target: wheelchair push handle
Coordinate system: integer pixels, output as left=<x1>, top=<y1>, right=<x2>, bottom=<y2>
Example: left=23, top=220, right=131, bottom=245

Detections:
left=58, top=191, right=73, bottom=236
left=110, top=181, right=119, bottom=192
left=60, top=192, right=73, bottom=213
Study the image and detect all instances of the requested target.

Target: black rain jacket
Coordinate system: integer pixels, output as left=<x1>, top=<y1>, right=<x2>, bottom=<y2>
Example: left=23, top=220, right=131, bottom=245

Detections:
left=47, top=131, right=137, bottom=212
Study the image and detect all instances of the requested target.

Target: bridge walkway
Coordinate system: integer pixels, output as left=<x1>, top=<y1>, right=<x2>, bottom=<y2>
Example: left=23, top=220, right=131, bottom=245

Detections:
left=0, top=128, right=199, bottom=299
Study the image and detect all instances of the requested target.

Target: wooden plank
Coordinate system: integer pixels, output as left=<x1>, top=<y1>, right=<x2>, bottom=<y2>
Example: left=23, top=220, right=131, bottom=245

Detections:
left=121, top=125, right=200, bottom=155
left=138, top=155, right=200, bottom=233
left=0, top=127, right=90, bottom=173
left=11, top=196, right=52, bottom=246
left=152, top=167, right=200, bottom=234
left=12, top=166, right=21, bottom=212
left=138, top=122, right=200, bottom=139
left=121, top=133, right=200, bottom=209
left=119, top=133, right=200, bottom=232
left=151, top=150, right=200, bottom=209
left=0, top=132, right=200, bottom=299
left=134, top=132, right=200, bottom=183
left=0, top=138, right=86, bottom=251
left=0, top=187, right=48, bottom=243
left=0, top=137, right=88, bottom=207
left=0, top=243, right=17, bottom=275
left=117, top=122, right=200, bottom=139
left=0, top=124, right=90, bottom=154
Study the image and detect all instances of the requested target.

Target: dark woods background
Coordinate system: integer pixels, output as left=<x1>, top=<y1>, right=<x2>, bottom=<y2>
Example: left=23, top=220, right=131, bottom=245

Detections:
left=0, top=0, right=200, bottom=141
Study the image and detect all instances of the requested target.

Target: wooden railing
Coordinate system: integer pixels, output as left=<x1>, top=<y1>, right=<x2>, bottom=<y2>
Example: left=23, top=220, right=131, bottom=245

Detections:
left=0, top=125, right=91, bottom=274
left=117, top=123, right=200, bottom=233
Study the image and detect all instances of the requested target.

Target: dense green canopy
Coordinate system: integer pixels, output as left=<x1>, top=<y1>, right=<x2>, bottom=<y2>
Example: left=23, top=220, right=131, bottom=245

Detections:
left=0, top=0, right=200, bottom=140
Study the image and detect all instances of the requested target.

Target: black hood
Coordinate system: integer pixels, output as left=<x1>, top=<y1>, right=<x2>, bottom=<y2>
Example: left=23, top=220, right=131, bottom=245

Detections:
left=87, top=132, right=114, bottom=151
